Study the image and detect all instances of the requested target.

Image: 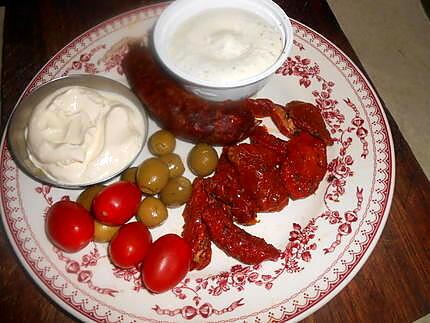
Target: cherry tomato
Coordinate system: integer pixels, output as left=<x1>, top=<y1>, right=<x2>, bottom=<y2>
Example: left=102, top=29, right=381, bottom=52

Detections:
left=92, top=181, right=142, bottom=226
left=108, top=222, right=152, bottom=268
left=45, top=200, right=94, bottom=253
left=142, top=234, right=191, bottom=293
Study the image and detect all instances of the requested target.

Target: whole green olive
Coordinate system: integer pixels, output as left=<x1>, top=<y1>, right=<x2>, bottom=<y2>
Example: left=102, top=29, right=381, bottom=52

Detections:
left=136, top=157, right=169, bottom=194
left=148, top=130, right=176, bottom=156
left=159, top=176, right=192, bottom=208
left=94, top=220, right=120, bottom=243
left=136, top=197, right=168, bottom=228
left=188, top=143, right=218, bottom=177
left=76, top=184, right=105, bottom=211
left=159, top=153, right=185, bottom=178
left=120, top=167, right=138, bottom=183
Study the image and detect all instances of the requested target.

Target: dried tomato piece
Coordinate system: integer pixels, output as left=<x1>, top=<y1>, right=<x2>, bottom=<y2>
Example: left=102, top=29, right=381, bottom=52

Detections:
left=250, top=126, right=290, bottom=158
left=226, top=144, right=289, bottom=212
left=246, top=99, right=296, bottom=137
left=246, top=99, right=332, bottom=145
left=245, top=98, right=277, bottom=118
left=182, top=179, right=212, bottom=270
left=206, top=152, right=257, bottom=225
left=281, top=132, right=327, bottom=199
left=285, top=101, right=333, bottom=145
left=201, top=194, right=280, bottom=264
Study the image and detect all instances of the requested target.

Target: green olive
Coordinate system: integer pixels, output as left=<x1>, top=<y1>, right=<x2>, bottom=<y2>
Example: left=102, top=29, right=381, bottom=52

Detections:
left=94, top=220, right=120, bottom=243
left=136, top=157, right=169, bottom=194
left=159, top=153, right=185, bottom=178
left=76, top=184, right=105, bottom=211
left=159, top=176, right=192, bottom=208
left=120, top=167, right=138, bottom=183
left=188, top=143, right=218, bottom=177
left=148, top=130, right=176, bottom=156
left=136, top=197, right=168, bottom=228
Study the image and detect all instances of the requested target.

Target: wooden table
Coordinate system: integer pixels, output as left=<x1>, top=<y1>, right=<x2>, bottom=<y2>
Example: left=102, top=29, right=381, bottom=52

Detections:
left=1, top=1, right=429, bottom=322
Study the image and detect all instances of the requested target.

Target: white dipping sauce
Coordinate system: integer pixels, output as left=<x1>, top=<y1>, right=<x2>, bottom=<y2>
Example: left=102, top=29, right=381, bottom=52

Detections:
left=167, top=8, right=283, bottom=83
left=26, top=86, right=145, bottom=184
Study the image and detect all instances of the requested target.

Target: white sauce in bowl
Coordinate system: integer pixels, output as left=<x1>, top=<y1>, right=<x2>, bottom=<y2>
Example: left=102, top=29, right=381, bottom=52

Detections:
left=167, top=8, right=283, bottom=83
left=25, top=86, right=145, bottom=184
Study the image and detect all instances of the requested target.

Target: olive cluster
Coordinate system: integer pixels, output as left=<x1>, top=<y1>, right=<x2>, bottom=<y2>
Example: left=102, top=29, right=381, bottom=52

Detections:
left=75, top=129, right=219, bottom=241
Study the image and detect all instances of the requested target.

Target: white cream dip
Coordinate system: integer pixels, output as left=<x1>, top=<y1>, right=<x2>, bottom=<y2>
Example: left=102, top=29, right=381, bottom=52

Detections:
left=26, top=86, right=145, bottom=184
left=167, top=8, right=283, bottom=83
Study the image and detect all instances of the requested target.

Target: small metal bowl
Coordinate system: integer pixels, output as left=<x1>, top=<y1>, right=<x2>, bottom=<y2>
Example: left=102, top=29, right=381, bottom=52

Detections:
left=7, top=74, right=148, bottom=189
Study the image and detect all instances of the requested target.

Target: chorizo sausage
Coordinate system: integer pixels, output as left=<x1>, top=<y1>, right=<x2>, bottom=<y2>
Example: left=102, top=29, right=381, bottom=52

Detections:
left=122, top=45, right=257, bottom=145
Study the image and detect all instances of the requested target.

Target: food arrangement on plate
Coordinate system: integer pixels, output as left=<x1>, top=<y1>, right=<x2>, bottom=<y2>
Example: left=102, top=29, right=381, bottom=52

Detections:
left=1, top=0, right=394, bottom=321
left=13, top=0, right=332, bottom=293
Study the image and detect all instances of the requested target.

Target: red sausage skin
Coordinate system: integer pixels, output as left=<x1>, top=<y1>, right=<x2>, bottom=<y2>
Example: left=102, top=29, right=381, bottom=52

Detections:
left=122, top=45, right=257, bottom=146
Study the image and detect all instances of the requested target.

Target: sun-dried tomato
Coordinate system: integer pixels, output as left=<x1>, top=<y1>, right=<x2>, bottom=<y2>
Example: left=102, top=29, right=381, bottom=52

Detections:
left=200, top=192, right=280, bottom=264
left=250, top=125, right=290, bottom=158
left=281, top=132, right=328, bottom=199
left=181, top=100, right=330, bottom=269
left=205, top=152, right=258, bottom=225
left=182, top=179, right=212, bottom=270
left=226, top=143, right=289, bottom=212
left=285, top=101, right=333, bottom=145
left=247, top=99, right=333, bottom=145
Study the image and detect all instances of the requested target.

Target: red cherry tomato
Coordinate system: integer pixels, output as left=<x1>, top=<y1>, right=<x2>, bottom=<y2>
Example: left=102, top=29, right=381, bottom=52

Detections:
left=45, top=200, right=94, bottom=253
left=142, top=234, right=191, bottom=293
left=92, top=181, right=142, bottom=226
left=108, top=222, right=152, bottom=268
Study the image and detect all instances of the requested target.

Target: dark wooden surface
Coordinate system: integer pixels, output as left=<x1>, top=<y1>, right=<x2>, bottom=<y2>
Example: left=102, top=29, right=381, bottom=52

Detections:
left=1, top=1, right=429, bottom=322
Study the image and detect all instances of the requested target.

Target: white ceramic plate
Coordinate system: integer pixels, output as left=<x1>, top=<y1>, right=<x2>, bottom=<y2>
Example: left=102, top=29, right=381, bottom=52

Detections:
left=0, top=3, right=395, bottom=322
